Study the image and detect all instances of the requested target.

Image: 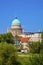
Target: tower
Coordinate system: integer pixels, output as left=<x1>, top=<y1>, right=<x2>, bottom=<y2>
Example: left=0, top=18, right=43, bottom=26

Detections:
left=10, top=17, right=22, bottom=36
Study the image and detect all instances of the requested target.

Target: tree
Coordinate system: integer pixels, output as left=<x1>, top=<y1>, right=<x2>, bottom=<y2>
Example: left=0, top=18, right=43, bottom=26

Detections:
left=29, top=42, right=40, bottom=53
left=0, top=34, right=2, bottom=42
left=0, top=34, right=6, bottom=42
left=41, top=31, right=43, bottom=43
left=5, top=32, right=14, bottom=44
left=0, top=43, right=21, bottom=65
left=0, top=32, right=14, bottom=44
left=40, top=31, right=43, bottom=54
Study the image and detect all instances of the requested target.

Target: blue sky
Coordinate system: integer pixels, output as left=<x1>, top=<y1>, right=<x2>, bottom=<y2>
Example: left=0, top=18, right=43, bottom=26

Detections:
left=0, top=0, right=43, bottom=33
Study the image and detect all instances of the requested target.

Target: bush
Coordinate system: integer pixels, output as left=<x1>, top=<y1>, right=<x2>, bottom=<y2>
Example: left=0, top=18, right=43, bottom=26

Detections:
left=19, top=54, right=43, bottom=65
left=28, top=54, right=43, bottom=65
left=0, top=43, right=21, bottom=65
left=40, top=42, right=43, bottom=54
left=29, top=42, right=40, bottom=53
left=40, top=31, right=43, bottom=54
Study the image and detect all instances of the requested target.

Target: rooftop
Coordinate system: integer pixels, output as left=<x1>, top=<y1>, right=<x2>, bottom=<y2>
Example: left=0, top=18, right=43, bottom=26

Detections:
left=12, top=17, right=21, bottom=26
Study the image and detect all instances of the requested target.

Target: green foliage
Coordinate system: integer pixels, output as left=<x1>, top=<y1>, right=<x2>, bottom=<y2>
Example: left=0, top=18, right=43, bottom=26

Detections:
left=0, top=34, right=5, bottom=42
left=0, top=43, right=21, bottom=65
left=28, top=32, right=43, bottom=54
left=41, top=31, right=43, bottom=43
left=28, top=54, right=43, bottom=65
left=5, top=32, right=14, bottom=43
left=0, top=42, right=43, bottom=65
left=29, top=42, right=40, bottom=53
left=40, top=42, right=43, bottom=54
left=40, top=31, right=43, bottom=54
left=0, top=32, right=14, bottom=44
left=19, top=54, right=43, bottom=65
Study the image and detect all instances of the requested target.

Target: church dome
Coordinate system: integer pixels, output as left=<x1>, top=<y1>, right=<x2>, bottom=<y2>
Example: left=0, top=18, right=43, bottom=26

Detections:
left=12, top=18, right=21, bottom=26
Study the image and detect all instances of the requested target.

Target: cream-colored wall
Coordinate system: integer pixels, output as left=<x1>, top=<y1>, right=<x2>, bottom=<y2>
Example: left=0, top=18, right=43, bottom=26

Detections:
left=11, top=25, right=21, bottom=29
left=19, top=33, right=41, bottom=42
left=9, top=27, right=41, bottom=42
left=29, top=33, right=41, bottom=42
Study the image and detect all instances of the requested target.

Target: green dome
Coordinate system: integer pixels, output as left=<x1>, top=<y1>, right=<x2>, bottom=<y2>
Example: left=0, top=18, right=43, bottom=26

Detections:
left=12, top=18, right=21, bottom=26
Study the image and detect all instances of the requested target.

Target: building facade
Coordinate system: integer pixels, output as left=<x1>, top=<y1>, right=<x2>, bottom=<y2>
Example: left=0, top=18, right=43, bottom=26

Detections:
left=9, top=17, right=41, bottom=42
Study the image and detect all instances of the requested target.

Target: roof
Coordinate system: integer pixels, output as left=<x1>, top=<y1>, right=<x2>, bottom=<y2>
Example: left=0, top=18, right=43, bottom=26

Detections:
left=14, top=35, right=30, bottom=42
left=23, top=32, right=41, bottom=35
left=12, top=18, right=21, bottom=26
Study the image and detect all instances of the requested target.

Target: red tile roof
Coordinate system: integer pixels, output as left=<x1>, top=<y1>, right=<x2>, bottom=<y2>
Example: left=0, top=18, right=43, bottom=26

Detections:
left=14, top=35, right=30, bottom=42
